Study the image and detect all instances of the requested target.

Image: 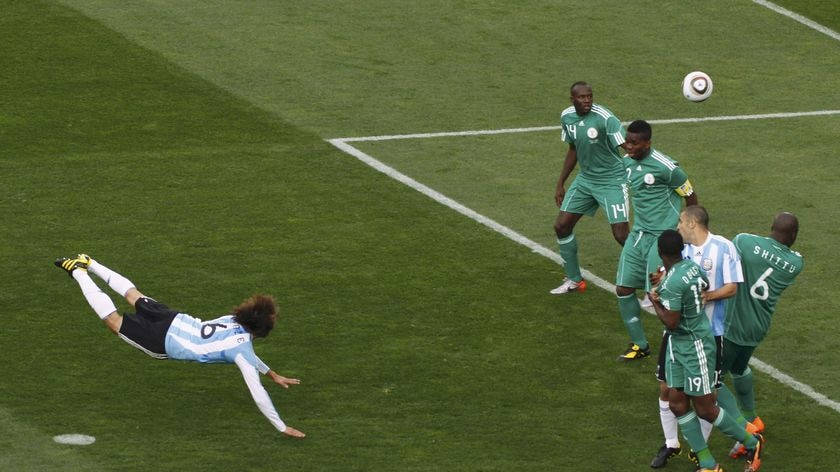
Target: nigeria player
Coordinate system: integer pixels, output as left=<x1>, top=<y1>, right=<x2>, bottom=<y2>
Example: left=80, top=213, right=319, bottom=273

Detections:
left=54, top=254, right=306, bottom=439
left=650, top=206, right=744, bottom=468
left=649, top=230, right=764, bottom=472
left=550, top=81, right=629, bottom=295
left=615, top=120, right=697, bottom=361
left=715, top=212, right=803, bottom=459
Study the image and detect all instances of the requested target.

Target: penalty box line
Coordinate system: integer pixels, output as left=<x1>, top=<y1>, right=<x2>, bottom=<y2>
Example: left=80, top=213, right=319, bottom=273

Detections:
left=334, top=109, right=840, bottom=143
left=327, top=110, right=840, bottom=414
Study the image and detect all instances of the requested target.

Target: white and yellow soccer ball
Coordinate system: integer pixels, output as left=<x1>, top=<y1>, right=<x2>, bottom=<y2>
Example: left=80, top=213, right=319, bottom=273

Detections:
left=682, top=71, right=713, bottom=102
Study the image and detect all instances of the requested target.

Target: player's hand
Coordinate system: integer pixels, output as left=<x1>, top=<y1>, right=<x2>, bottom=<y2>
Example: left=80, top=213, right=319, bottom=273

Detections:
left=269, top=370, right=301, bottom=388
left=555, top=186, right=566, bottom=207
left=648, top=266, right=664, bottom=287
left=283, top=426, right=306, bottom=438
left=647, top=291, right=660, bottom=304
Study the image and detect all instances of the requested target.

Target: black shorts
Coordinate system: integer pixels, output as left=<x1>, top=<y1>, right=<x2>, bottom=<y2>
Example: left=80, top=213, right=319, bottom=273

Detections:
left=712, top=335, right=723, bottom=389
left=656, top=331, right=669, bottom=382
left=118, top=297, right=178, bottom=359
left=657, top=331, right=723, bottom=389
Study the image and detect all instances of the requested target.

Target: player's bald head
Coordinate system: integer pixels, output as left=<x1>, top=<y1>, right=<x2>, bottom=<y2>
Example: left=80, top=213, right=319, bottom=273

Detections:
left=771, top=212, right=799, bottom=247
left=570, top=81, right=591, bottom=96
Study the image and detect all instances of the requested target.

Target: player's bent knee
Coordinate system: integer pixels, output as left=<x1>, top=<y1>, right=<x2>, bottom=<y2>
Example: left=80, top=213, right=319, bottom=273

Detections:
left=616, top=285, right=635, bottom=297
left=611, top=223, right=629, bottom=245
left=554, top=212, right=581, bottom=237
left=554, top=221, right=572, bottom=237
left=124, top=288, right=145, bottom=307
left=103, top=312, right=123, bottom=335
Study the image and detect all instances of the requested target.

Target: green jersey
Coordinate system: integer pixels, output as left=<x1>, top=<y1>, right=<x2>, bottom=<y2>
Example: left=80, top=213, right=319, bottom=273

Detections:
left=724, top=233, right=804, bottom=346
left=623, top=148, right=694, bottom=233
left=560, top=103, right=625, bottom=183
left=657, top=259, right=712, bottom=340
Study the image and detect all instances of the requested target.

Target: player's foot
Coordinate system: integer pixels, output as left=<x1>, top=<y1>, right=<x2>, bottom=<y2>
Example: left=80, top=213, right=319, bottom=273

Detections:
left=54, top=254, right=91, bottom=277
left=743, top=434, right=764, bottom=472
left=76, top=253, right=93, bottom=267
left=730, top=419, right=763, bottom=459
left=549, top=277, right=586, bottom=295
left=650, top=444, right=681, bottom=468
left=616, top=343, right=650, bottom=361
left=729, top=441, right=746, bottom=459
left=695, top=465, right=723, bottom=472
left=688, top=449, right=699, bottom=467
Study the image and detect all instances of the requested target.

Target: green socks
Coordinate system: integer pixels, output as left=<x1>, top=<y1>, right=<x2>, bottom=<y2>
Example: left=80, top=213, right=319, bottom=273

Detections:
left=712, top=407, right=752, bottom=444
left=732, top=368, right=757, bottom=420
left=677, top=407, right=757, bottom=469
left=618, top=293, right=647, bottom=347
left=677, top=411, right=715, bottom=468
left=715, top=384, right=748, bottom=428
left=557, top=234, right=581, bottom=282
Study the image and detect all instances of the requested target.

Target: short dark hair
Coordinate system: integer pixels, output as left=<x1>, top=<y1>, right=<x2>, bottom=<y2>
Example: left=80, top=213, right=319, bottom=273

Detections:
left=658, top=229, right=684, bottom=259
left=682, top=205, right=709, bottom=228
left=570, top=81, right=590, bottom=95
left=233, top=294, right=277, bottom=338
left=627, top=120, right=652, bottom=141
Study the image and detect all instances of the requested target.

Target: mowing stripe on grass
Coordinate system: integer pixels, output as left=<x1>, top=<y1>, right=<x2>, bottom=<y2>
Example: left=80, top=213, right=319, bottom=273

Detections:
left=754, top=0, right=840, bottom=42
left=335, top=110, right=840, bottom=142
left=328, top=122, right=840, bottom=415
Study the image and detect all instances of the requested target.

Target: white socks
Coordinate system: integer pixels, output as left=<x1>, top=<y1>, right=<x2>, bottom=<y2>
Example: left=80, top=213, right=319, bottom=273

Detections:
left=70, top=258, right=136, bottom=320
left=658, top=398, right=714, bottom=446
left=73, top=270, right=118, bottom=319
left=659, top=399, right=680, bottom=448
left=88, top=260, right=135, bottom=297
left=700, top=417, right=713, bottom=442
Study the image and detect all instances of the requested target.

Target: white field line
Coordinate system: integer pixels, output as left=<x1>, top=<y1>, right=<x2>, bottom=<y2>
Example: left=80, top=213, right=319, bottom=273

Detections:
left=335, top=110, right=840, bottom=142
left=754, top=0, right=840, bottom=42
left=327, top=113, right=840, bottom=414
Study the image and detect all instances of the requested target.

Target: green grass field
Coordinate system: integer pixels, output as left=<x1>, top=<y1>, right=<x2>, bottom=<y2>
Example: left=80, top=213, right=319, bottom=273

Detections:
left=2, top=1, right=839, bottom=470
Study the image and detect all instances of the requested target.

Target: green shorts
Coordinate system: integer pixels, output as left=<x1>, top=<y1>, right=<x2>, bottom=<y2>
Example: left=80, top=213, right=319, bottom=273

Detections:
left=615, top=230, right=662, bottom=291
left=665, top=334, right=717, bottom=396
left=560, top=175, right=629, bottom=224
left=721, top=337, right=756, bottom=376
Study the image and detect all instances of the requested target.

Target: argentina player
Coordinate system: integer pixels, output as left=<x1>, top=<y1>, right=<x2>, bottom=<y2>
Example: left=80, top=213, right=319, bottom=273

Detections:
left=54, top=253, right=305, bottom=439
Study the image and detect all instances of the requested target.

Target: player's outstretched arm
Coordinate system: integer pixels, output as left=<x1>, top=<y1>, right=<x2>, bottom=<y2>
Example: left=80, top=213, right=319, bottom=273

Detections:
left=234, top=354, right=305, bottom=439
left=268, top=370, right=301, bottom=389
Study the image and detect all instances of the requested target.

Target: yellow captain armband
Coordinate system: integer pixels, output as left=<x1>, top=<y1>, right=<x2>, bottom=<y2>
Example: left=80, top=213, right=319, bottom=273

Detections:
left=675, top=180, right=695, bottom=197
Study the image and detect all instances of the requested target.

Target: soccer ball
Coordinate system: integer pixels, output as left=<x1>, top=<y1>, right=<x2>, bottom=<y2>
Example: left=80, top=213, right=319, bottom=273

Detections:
left=682, top=71, right=713, bottom=102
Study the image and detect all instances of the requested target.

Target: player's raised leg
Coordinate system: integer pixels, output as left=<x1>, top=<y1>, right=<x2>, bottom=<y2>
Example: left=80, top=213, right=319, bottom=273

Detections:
left=54, top=254, right=123, bottom=334
left=85, top=256, right=145, bottom=306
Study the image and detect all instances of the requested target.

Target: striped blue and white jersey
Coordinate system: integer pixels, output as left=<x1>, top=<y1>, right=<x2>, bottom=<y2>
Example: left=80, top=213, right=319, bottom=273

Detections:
left=682, top=233, right=743, bottom=336
left=163, top=313, right=287, bottom=433
left=164, top=314, right=270, bottom=373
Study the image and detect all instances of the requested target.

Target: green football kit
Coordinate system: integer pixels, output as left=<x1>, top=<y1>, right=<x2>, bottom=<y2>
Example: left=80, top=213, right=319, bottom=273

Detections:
left=556, top=103, right=628, bottom=284
left=657, top=259, right=714, bottom=396
left=724, top=233, right=804, bottom=348
left=615, top=148, right=695, bottom=349
left=559, top=104, right=628, bottom=222
left=717, top=232, right=804, bottom=425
